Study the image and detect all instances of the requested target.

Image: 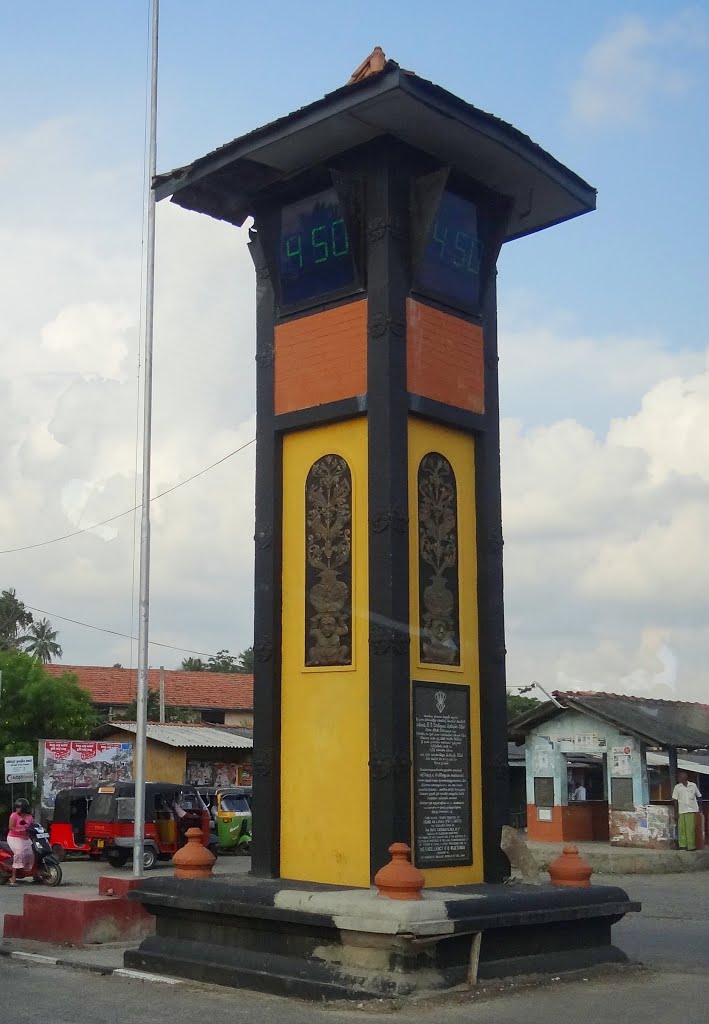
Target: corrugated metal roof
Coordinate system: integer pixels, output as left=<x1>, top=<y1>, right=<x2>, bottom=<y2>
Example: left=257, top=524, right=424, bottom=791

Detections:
left=108, top=722, right=252, bottom=749
left=509, top=692, right=709, bottom=750
left=647, top=752, right=709, bottom=777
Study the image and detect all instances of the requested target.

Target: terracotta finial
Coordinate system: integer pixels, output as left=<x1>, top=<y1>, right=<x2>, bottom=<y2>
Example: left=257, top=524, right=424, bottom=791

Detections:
left=548, top=844, right=593, bottom=888
left=374, top=842, right=425, bottom=900
left=347, top=47, right=387, bottom=85
left=172, top=827, right=216, bottom=879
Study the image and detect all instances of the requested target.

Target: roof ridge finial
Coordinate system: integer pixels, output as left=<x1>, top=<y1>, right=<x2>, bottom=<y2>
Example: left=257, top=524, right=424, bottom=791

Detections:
left=347, top=46, right=387, bottom=85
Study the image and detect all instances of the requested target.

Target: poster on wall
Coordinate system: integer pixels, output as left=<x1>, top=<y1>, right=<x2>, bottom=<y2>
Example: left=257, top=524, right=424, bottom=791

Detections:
left=40, top=740, right=133, bottom=810
left=611, top=746, right=633, bottom=777
left=185, top=761, right=252, bottom=788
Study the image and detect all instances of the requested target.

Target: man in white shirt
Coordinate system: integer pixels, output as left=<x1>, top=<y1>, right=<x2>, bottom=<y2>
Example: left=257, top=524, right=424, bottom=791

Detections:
left=672, top=770, right=702, bottom=851
left=571, top=778, right=587, bottom=802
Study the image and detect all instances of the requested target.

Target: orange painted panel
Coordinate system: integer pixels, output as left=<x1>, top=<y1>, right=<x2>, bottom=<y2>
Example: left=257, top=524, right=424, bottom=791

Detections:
left=526, top=804, right=564, bottom=843
left=274, top=300, right=367, bottom=415
left=406, top=298, right=484, bottom=413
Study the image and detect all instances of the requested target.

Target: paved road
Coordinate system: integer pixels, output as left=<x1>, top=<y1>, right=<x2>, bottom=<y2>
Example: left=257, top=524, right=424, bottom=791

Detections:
left=609, top=871, right=709, bottom=973
left=1, top=866, right=707, bottom=1023
left=1, top=956, right=705, bottom=1024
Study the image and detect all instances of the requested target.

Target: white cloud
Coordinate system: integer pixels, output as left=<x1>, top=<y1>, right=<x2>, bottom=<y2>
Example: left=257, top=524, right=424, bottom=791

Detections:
left=569, top=10, right=709, bottom=128
left=2, top=114, right=708, bottom=707
left=501, top=345, right=709, bottom=701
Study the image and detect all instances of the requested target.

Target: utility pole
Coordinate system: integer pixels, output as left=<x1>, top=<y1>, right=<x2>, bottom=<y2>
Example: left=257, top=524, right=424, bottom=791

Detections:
left=133, top=0, right=159, bottom=878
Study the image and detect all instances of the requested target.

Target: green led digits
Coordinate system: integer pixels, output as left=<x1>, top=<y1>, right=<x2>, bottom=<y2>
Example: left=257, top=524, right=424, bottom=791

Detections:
left=331, top=219, right=349, bottom=256
left=431, top=220, right=480, bottom=274
left=432, top=220, right=447, bottom=259
left=312, top=225, right=329, bottom=264
left=285, top=234, right=303, bottom=269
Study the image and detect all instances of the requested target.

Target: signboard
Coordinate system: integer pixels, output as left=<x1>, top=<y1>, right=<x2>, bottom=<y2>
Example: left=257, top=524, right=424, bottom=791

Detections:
left=4, top=755, right=34, bottom=784
left=558, top=732, right=607, bottom=754
left=413, top=681, right=472, bottom=869
left=40, top=740, right=133, bottom=810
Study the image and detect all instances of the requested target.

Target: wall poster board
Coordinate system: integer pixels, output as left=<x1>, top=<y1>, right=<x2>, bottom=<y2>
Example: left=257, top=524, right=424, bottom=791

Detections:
left=40, top=740, right=133, bottom=810
left=413, top=681, right=472, bottom=869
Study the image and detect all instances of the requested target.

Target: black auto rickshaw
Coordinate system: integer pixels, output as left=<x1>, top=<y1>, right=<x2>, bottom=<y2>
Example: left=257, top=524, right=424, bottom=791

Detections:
left=85, top=782, right=214, bottom=870
left=49, top=787, right=99, bottom=861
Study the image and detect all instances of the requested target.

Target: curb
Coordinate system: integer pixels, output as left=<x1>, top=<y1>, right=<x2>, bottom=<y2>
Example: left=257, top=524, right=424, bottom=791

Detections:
left=0, top=946, right=184, bottom=983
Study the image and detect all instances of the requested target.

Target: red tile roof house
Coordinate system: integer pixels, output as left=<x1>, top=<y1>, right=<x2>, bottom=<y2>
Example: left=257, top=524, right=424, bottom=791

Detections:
left=45, top=665, right=253, bottom=728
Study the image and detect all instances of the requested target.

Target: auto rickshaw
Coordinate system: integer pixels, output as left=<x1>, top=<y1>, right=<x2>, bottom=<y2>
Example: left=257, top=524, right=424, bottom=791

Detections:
left=49, top=787, right=99, bottom=861
left=85, top=782, right=213, bottom=869
left=214, top=787, right=252, bottom=853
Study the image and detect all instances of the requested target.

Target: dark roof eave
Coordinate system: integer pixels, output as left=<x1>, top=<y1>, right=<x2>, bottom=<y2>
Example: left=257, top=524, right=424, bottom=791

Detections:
left=564, top=696, right=709, bottom=751
left=153, top=65, right=596, bottom=241
left=153, top=66, right=404, bottom=203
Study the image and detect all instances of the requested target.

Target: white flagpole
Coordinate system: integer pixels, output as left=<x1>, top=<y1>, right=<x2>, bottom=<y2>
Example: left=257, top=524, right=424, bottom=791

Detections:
left=133, top=0, right=159, bottom=878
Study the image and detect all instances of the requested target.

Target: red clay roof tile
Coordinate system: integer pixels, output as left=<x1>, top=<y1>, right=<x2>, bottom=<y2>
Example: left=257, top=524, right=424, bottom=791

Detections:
left=44, top=665, right=253, bottom=711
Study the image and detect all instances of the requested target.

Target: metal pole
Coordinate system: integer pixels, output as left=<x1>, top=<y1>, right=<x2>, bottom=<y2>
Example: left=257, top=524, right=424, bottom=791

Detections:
left=133, top=0, right=159, bottom=878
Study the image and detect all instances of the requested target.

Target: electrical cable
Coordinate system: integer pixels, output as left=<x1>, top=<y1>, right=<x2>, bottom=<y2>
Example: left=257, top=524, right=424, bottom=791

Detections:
left=24, top=603, right=220, bottom=659
left=0, top=437, right=255, bottom=555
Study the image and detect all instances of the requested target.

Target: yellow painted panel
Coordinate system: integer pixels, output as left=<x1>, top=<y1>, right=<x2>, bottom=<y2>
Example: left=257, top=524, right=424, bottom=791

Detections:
left=408, top=418, right=483, bottom=886
left=280, top=418, right=370, bottom=886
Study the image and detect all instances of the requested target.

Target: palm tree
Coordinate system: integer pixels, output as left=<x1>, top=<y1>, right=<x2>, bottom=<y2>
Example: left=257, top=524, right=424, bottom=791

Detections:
left=23, top=617, right=63, bottom=663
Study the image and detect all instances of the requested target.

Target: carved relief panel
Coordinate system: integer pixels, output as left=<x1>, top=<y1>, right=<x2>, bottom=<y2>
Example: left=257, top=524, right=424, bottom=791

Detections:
left=305, top=454, right=353, bottom=666
left=417, top=452, right=461, bottom=666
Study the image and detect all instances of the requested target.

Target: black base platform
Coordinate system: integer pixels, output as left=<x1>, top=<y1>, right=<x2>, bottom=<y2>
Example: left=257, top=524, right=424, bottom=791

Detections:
left=126, top=877, right=640, bottom=1000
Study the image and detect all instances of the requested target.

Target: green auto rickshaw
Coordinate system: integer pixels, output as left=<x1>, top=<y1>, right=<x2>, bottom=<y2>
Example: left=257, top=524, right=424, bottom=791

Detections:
left=201, top=787, right=252, bottom=853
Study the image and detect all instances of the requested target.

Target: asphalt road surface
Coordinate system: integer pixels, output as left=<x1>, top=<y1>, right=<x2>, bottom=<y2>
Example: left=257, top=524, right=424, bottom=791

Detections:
left=1, top=866, right=707, bottom=1024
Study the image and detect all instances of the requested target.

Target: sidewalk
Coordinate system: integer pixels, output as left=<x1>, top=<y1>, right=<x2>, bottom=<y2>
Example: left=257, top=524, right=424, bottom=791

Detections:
left=0, top=936, right=139, bottom=975
left=527, top=840, right=709, bottom=874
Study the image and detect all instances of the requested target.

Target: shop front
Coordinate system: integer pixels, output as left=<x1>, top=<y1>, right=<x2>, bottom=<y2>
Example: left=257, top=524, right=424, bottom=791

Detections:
left=510, top=692, right=709, bottom=850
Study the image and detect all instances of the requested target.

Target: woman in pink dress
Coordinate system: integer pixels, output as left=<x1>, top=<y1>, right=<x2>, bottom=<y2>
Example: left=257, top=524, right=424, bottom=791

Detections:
left=7, top=798, right=34, bottom=885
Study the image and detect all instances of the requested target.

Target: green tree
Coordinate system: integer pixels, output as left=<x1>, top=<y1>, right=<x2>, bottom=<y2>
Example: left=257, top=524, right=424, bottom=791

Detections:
left=506, top=693, right=541, bottom=722
left=180, top=657, right=206, bottom=672
left=117, top=689, right=197, bottom=724
left=22, top=617, right=63, bottom=664
left=236, top=646, right=254, bottom=673
left=0, top=651, right=96, bottom=817
left=207, top=649, right=240, bottom=673
left=0, top=588, right=34, bottom=652
left=0, top=652, right=95, bottom=756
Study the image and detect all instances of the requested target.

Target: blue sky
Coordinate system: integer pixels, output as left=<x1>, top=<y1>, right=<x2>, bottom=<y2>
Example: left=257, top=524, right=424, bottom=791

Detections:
left=1, top=4, right=708, bottom=698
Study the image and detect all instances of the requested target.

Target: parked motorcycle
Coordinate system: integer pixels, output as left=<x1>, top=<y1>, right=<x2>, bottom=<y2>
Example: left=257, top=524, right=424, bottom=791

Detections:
left=0, top=823, right=63, bottom=886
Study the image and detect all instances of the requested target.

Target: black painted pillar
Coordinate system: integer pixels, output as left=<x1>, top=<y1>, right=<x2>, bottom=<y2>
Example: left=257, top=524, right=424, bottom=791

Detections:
left=366, top=146, right=412, bottom=877
left=476, top=273, right=511, bottom=882
left=249, top=232, right=282, bottom=878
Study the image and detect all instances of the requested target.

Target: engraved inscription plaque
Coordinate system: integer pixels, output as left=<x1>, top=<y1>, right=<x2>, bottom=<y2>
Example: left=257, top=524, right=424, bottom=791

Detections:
left=413, top=680, right=472, bottom=868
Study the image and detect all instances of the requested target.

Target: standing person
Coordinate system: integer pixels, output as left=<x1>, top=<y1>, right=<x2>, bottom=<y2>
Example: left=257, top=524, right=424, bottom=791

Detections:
left=7, top=798, right=34, bottom=885
left=673, top=770, right=702, bottom=852
left=572, top=777, right=587, bottom=802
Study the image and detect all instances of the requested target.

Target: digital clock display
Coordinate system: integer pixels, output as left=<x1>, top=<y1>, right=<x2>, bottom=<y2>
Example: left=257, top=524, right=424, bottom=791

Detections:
left=279, top=188, right=356, bottom=307
left=417, top=191, right=483, bottom=312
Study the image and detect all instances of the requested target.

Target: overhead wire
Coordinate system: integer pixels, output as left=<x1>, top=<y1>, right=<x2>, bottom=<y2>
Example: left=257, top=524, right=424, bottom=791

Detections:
left=0, top=438, right=256, bottom=555
left=24, top=603, right=220, bottom=659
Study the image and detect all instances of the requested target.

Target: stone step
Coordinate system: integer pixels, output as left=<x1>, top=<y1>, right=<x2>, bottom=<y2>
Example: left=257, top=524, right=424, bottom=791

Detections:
left=2, top=879, right=154, bottom=946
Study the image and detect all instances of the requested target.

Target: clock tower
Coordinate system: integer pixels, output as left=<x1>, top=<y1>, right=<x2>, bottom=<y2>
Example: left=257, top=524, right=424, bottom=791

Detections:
left=153, top=50, right=597, bottom=888
left=129, top=51, right=640, bottom=998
